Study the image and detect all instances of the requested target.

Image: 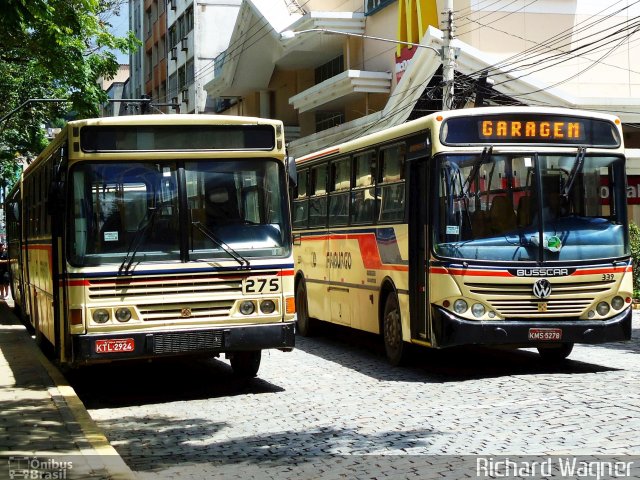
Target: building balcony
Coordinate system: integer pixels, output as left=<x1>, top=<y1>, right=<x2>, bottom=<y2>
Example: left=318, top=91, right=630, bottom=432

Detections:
left=289, top=70, right=392, bottom=113
left=278, top=12, right=365, bottom=69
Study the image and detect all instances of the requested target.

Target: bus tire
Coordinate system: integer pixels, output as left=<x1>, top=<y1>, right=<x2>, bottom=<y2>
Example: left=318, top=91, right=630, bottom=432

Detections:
left=230, top=350, right=261, bottom=377
left=537, top=343, right=573, bottom=362
left=383, top=293, right=406, bottom=366
left=295, top=280, right=313, bottom=336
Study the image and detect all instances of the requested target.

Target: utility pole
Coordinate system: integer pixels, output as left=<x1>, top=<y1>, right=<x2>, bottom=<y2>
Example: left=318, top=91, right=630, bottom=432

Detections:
left=442, top=0, right=455, bottom=110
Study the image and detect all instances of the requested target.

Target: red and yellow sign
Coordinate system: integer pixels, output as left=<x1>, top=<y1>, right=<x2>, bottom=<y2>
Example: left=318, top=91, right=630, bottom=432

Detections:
left=396, top=0, right=439, bottom=82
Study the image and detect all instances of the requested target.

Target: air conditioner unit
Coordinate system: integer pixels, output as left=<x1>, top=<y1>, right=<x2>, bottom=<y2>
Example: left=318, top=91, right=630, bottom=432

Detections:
left=170, top=0, right=176, bottom=10
left=170, top=47, right=177, bottom=60
left=181, top=88, right=189, bottom=99
left=181, top=37, right=188, bottom=51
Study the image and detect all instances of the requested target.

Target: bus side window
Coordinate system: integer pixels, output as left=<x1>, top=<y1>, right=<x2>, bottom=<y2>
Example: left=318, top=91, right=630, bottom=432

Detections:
left=351, top=151, right=376, bottom=224
left=378, top=143, right=405, bottom=223
left=293, top=168, right=309, bottom=229
left=329, top=157, right=350, bottom=226
left=309, top=164, right=328, bottom=228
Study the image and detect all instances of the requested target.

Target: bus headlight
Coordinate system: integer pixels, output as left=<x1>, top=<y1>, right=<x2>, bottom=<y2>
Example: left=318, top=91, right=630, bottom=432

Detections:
left=471, top=303, right=485, bottom=318
left=596, top=301, right=610, bottom=316
left=239, top=301, right=255, bottom=315
left=260, top=300, right=276, bottom=314
left=453, top=299, right=468, bottom=314
left=92, top=309, right=110, bottom=324
left=611, top=296, right=624, bottom=310
left=115, top=307, right=132, bottom=322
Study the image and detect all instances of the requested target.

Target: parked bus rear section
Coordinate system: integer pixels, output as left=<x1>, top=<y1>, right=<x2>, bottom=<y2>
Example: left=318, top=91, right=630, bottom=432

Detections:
left=5, top=114, right=296, bottom=377
left=291, top=106, right=632, bottom=365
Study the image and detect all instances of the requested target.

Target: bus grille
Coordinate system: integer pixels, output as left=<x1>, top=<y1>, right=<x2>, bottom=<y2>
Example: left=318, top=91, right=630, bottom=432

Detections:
left=153, top=331, right=223, bottom=354
left=464, top=280, right=615, bottom=318
left=85, top=273, right=252, bottom=321
left=87, top=275, right=243, bottom=299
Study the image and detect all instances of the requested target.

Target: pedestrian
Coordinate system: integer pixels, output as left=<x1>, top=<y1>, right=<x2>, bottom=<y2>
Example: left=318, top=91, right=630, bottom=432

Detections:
left=0, top=244, right=9, bottom=299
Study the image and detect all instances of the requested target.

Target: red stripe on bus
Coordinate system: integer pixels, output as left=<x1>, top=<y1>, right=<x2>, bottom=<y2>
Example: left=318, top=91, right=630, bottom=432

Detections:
left=301, top=233, right=408, bottom=271
left=297, top=148, right=340, bottom=164
left=449, top=269, right=511, bottom=277
left=429, top=266, right=510, bottom=277
left=571, top=266, right=629, bottom=275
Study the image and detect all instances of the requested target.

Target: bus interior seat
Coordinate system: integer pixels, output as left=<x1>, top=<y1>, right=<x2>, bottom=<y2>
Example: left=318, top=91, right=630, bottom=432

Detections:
left=205, top=185, right=240, bottom=223
left=488, top=195, right=516, bottom=233
left=516, top=196, right=532, bottom=227
left=470, top=209, right=487, bottom=237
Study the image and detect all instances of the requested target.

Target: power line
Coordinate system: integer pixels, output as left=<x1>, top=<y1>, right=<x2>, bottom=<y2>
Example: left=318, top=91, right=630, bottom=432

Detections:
left=462, top=0, right=640, bottom=80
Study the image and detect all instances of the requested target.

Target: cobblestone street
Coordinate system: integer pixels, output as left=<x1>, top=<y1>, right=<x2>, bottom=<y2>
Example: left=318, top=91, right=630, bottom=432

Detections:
left=71, top=312, right=640, bottom=478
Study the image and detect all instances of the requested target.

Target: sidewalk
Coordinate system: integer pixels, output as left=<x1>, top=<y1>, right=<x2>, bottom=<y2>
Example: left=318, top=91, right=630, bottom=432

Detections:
left=0, top=296, right=136, bottom=480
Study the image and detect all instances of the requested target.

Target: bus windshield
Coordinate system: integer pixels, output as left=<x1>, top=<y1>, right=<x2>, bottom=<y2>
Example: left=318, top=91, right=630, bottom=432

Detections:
left=68, top=159, right=290, bottom=267
left=186, top=159, right=289, bottom=261
left=434, top=152, right=628, bottom=262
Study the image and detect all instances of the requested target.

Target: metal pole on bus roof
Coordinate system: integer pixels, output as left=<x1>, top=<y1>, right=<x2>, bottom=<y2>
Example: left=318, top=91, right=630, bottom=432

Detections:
left=442, top=0, right=455, bottom=111
left=0, top=98, right=69, bottom=126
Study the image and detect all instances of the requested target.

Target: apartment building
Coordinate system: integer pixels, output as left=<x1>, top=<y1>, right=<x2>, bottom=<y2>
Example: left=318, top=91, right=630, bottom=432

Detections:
left=166, top=0, right=241, bottom=113
left=137, top=0, right=169, bottom=112
left=128, top=0, right=145, bottom=101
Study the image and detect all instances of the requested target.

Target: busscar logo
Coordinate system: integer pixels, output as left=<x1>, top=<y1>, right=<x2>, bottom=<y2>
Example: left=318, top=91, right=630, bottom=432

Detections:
left=532, top=279, right=552, bottom=299
left=511, top=268, right=572, bottom=277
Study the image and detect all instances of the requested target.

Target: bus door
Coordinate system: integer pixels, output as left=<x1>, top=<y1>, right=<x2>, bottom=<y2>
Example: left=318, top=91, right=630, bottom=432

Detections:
left=327, top=157, right=352, bottom=327
left=407, top=135, right=431, bottom=342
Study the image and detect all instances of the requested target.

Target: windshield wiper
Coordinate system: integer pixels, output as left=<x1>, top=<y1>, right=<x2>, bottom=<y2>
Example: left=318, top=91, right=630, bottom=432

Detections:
left=460, top=146, right=493, bottom=198
left=119, top=206, right=159, bottom=274
left=562, top=146, right=586, bottom=199
left=191, top=221, right=250, bottom=269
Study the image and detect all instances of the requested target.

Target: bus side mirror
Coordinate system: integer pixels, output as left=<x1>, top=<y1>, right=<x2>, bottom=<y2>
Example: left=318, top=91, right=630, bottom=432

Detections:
left=7, top=201, right=20, bottom=222
left=287, top=156, right=297, bottom=188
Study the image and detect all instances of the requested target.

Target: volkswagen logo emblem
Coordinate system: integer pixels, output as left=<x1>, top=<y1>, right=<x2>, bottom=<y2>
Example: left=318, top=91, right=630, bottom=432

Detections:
left=180, top=308, right=192, bottom=318
left=532, top=279, right=552, bottom=299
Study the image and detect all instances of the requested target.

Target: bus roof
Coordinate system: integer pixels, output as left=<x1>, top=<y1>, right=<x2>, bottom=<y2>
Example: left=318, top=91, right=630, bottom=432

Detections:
left=295, top=106, right=622, bottom=164
left=66, top=114, right=284, bottom=129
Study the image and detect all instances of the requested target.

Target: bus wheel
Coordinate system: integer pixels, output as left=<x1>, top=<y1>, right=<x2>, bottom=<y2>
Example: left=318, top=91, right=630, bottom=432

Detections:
left=230, top=350, right=261, bottom=377
left=295, top=281, right=313, bottom=336
left=383, top=293, right=405, bottom=366
left=537, top=343, right=574, bottom=362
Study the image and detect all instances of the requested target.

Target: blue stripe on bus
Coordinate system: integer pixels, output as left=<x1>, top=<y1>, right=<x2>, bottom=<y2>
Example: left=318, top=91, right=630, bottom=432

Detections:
left=64, top=263, right=295, bottom=278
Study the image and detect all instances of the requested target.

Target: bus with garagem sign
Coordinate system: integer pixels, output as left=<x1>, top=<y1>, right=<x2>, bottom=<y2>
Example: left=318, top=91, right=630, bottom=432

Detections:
left=5, top=114, right=296, bottom=377
left=291, top=106, right=632, bottom=365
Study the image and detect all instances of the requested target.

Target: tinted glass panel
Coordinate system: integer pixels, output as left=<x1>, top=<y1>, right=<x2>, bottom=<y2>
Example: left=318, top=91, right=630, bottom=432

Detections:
left=81, top=125, right=275, bottom=151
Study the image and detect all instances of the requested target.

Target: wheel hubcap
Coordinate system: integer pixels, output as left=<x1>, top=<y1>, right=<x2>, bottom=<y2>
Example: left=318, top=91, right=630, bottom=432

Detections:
left=385, top=309, right=400, bottom=348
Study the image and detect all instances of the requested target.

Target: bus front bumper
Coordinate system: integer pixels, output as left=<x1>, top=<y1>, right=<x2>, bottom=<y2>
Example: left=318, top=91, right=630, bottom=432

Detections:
left=430, top=306, right=632, bottom=348
left=73, top=321, right=295, bottom=364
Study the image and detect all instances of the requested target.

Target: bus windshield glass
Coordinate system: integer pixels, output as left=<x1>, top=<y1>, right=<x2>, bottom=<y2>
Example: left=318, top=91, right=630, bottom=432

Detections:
left=434, top=152, right=628, bottom=262
left=68, top=159, right=290, bottom=267
left=186, top=159, right=290, bottom=261
left=69, top=162, right=181, bottom=266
